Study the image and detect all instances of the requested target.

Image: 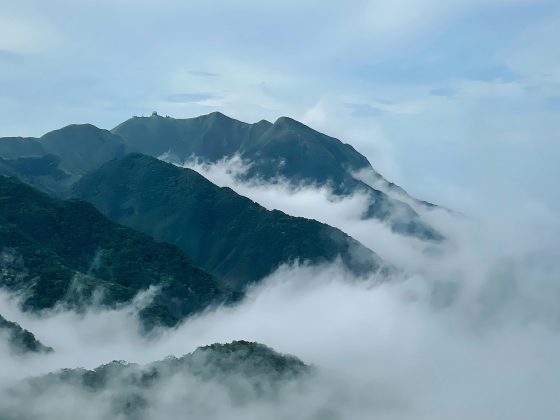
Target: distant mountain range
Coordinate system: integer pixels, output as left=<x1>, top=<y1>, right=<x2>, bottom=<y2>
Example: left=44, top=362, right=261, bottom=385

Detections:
left=114, top=112, right=442, bottom=240
left=0, top=112, right=442, bottom=241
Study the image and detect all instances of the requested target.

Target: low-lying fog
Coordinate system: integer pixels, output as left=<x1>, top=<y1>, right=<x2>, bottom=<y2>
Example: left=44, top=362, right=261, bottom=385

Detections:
left=1, top=156, right=559, bottom=419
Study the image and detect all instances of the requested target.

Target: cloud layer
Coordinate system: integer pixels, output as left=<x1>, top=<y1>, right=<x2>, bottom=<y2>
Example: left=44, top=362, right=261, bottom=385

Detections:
left=1, top=162, right=559, bottom=418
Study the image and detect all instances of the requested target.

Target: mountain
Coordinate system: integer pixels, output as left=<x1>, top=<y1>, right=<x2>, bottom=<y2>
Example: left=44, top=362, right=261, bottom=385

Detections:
left=0, top=154, right=73, bottom=197
left=73, top=154, right=387, bottom=291
left=112, top=113, right=369, bottom=185
left=39, top=124, right=130, bottom=176
left=0, top=176, right=230, bottom=329
left=4, top=341, right=310, bottom=419
left=0, top=125, right=131, bottom=196
left=113, top=112, right=442, bottom=240
left=0, top=114, right=442, bottom=240
left=0, top=314, right=53, bottom=354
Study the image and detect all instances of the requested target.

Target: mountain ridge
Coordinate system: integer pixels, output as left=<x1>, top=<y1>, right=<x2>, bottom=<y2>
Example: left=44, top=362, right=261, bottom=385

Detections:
left=73, top=153, right=389, bottom=291
left=0, top=314, right=53, bottom=354
left=113, top=112, right=443, bottom=240
left=0, top=175, right=231, bottom=329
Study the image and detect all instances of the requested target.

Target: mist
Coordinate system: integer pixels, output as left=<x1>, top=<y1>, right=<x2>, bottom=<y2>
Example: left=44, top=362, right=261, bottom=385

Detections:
left=1, top=156, right=559, bottom=419
left=177, top=155, right=560, bottom=284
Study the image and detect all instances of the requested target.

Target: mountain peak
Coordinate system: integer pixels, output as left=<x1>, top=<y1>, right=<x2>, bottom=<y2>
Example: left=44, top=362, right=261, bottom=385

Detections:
left=274, top=116, right=305, bottom=127
left=207, top=110, right=227, bottom=118
left=199, top=111, right=234, bottom=122
left=42, top=123, right=105, bottom=137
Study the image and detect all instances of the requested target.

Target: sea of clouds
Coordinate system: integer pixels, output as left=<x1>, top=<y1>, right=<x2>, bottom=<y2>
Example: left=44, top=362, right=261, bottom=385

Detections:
left=0, top=155, right=559, bottom=419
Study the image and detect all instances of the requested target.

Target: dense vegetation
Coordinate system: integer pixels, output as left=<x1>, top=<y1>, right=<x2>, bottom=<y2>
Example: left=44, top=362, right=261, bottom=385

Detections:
left=73, top=154, right=387, bottom=291
left=0, top=176, right=230, bottom=329
left=0, top=314, right=53, bottom=354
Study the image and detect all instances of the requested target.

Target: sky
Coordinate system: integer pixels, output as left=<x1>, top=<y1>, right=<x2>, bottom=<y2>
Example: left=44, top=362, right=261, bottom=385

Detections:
left=0, top=0, right=559, bottom=215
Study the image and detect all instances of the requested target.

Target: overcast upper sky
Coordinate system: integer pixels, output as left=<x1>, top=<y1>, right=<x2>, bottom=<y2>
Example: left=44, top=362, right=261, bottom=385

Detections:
left=1, top=0, right=559, bottom=216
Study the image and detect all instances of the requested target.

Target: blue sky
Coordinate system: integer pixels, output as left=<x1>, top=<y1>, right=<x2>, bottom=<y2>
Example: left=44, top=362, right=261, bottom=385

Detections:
left=1, top=0, right=559, bottom=217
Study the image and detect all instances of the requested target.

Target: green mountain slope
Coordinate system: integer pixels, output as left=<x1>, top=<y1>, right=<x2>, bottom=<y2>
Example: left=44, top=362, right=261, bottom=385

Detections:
left=0, top=125, right=131, bottom=196
left=0, top=314, right=53, bottom=354
left=0, top=176, right=229, bottom=329
left=113, top=112, right=442, bottom=240
left=73, top=154, right=387, bottom=291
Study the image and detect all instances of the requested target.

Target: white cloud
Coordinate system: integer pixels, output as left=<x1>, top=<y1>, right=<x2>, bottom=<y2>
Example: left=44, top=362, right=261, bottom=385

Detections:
left=1, top=230, right=559, bottom=419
